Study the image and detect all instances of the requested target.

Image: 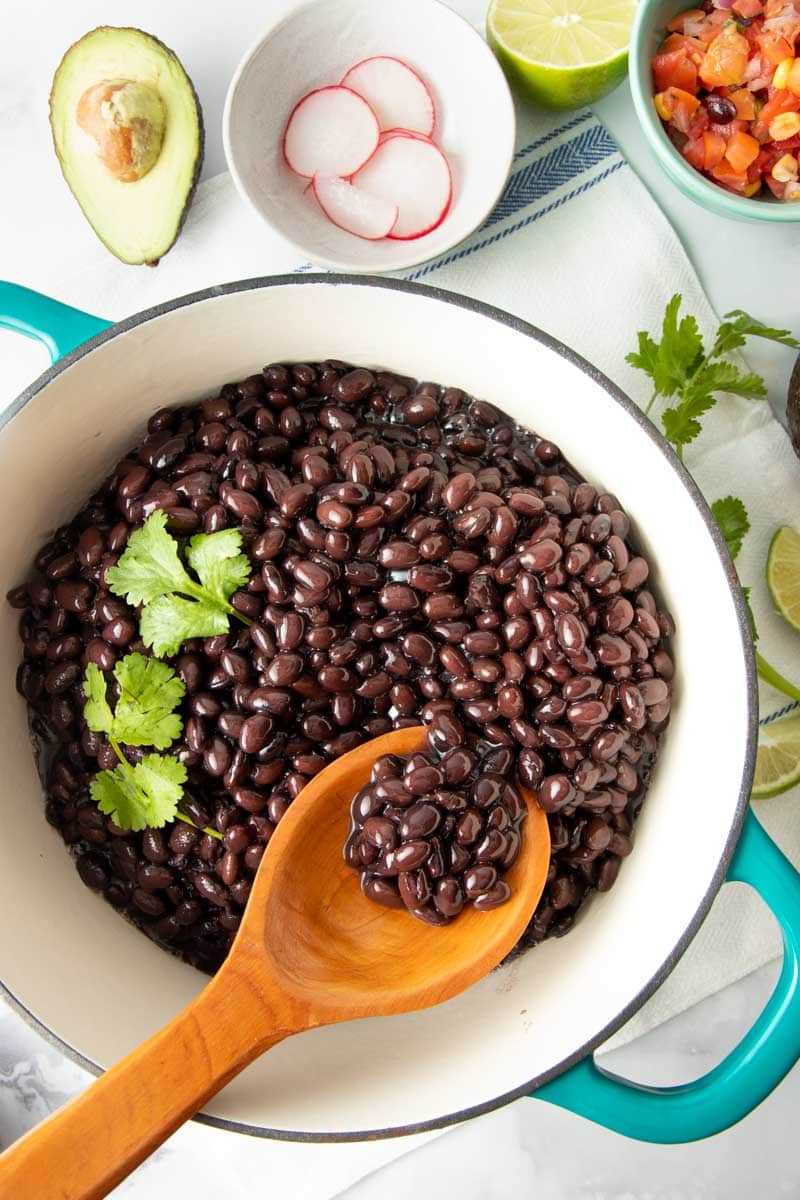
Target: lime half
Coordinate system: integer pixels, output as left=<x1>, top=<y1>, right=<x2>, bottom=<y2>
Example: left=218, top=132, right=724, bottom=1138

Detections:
left=753, top=711, right=800, bottom=798
left=487, top=0, right=636, bottom=110
left=767, top=526, right=800, bottom=633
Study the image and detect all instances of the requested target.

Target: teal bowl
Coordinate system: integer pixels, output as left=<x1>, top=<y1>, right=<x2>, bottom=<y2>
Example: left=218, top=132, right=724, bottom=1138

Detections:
left=630, top=0, right=800, bottom=221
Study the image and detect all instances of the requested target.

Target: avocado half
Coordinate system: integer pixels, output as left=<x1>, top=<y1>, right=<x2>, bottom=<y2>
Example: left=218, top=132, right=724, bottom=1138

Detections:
left=49, top=27, right=204, bottom=265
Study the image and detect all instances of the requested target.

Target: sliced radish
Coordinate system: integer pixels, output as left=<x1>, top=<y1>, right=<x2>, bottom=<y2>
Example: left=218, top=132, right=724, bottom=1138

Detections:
left=353, top=132, right=452, bottom=240
left=341, top=56, right=435, bottom=137
left=283, top=86, right=380, bottom=179
left=313, top=175, right=399, bottom=240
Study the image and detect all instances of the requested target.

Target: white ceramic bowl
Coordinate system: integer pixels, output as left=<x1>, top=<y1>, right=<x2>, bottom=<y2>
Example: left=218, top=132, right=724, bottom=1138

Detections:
left=223, top=0, right=516, bottom=272
left=0, top=276, right=760, bottom=1142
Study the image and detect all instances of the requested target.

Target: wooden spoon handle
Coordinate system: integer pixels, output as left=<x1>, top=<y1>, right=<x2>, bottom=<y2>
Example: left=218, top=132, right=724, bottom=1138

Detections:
left=0, top=965, right=297, bottom=1200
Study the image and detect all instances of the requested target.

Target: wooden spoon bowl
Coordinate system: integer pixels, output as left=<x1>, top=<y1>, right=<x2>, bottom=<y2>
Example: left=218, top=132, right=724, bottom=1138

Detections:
left=0, top=727, right=550, bottom=1200
left=262, top=726, right=549, bottom=1014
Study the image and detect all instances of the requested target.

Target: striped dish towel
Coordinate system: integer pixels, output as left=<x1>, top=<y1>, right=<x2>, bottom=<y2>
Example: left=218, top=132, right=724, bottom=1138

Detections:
left=2, top=100, right=799, bottom=1146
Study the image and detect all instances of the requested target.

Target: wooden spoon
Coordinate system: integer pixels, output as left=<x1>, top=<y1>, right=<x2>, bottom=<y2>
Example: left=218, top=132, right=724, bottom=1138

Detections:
left=0, top=726, right=550, bottom=1199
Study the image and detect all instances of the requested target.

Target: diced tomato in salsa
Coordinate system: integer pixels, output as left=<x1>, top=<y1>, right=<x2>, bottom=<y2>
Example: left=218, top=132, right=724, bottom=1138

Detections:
left=652, top=1, right=800, bottom=202
left=726, top=87, right=758, bottom=119
left=653, top=49, right=700, bottom=92
left=733, top=0, right=764, bottom=17
left=661, top=32, right=705, bottom=56
left=726, top=129, right=761, bottom=169
left=655, top=85, right=702, bottom=131
left=668, top=8, right=706, bottom=33
left=761, top=35, right=795, bottom=65
left=711, top=157, right=749, bottom=190
left=703, top=128, right=728, bottom=167
left=700, top=24, right=750, bottom=86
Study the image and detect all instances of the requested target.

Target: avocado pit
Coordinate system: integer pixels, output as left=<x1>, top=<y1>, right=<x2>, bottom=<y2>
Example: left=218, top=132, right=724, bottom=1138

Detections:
left=76, top=78, right=166, bottom=182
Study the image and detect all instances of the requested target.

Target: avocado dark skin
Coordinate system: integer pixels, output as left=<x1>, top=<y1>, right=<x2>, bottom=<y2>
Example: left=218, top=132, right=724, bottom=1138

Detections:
left=788, top=354, right=800, bottom=460
left=50, top=27, right=205, bottom=266
left=141, top=46, right=205, bottom=267
left=138, top=30, right=205, bottom=266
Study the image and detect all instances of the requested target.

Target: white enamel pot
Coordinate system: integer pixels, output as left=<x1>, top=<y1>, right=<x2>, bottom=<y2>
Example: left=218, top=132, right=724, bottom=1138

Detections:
left=0, top=275, right=798, bottom=1148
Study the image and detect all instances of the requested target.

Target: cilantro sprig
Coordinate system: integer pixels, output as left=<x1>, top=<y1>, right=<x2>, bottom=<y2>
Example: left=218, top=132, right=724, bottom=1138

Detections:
left=711, top=496, right=800, bottom=702
left=628, top=296, right=799, bottom=459
left=83, top=654, right=222, bottom=839
left=107, top=512, right=252, bottom=657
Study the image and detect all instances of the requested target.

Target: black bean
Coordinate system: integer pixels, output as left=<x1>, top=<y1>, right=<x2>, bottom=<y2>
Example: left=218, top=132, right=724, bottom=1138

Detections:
left=707, top=94, right=737, bottom=124
left=433, top=877, right=465, bottom=918
left=398, top=803, right=441, bottom=840
left=77, top=853, right=109, bottom=891
left=194, top=874, right=228, bottom=907
left=45, top=661, right=81, bottom=695
left=363, top=816, right=398, bottom=850
left=363, top=876, right=405, bottom=909
left=404, top=764, right=443, bottom=794
left=473, top=881, right=512, bottom=911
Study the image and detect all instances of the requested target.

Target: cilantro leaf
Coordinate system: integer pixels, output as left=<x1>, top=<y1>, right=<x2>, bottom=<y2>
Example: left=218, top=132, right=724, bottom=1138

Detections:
left=82, top=652, right=185, bottom=750
left=711, top=496, right=750, bottom=562
left=652, top=294, right=704, bottom=398
left=83, top=663, right=114, bottom=735
left=742, top=586, right=759, bottom=643
left=111, top=653, right=185, bottom=749
left=625, top=331, right=660, bottom=378
left=661, top=390, right=716, bottom=452
left=83, top=651, right=222, bottom=838
left=91, top=754, right=187, bottom=831
left=683, top=359, right=767, bottom=404
left=107, top=511, right=251, bottom=655
left=91, top=765, right=148, bottom=831
left=140, top=594, right=231, bottom=658
left=106, top=510, right=194, bottom=607
left=713, top=311, right=800, bottom=359
left=186, top=529, right=251, bottom=605
left=132, top=753, right=187, bottom=821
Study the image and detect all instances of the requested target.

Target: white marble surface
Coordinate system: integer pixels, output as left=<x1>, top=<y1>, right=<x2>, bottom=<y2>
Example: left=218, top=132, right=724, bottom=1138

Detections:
left=2, top=2, right=800, bottom=1197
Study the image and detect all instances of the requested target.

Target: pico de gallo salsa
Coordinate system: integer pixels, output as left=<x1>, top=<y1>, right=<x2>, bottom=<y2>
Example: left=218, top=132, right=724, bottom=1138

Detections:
left=652, top=0, right=800, bottom=199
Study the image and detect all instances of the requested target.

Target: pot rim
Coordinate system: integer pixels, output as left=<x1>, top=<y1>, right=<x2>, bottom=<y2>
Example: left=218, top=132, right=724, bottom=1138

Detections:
left=0, top=273, right=758, bottom=1141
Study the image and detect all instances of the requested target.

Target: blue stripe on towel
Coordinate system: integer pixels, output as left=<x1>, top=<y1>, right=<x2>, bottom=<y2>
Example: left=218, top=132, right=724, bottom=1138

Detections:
left=486, top=122, right=618, bottom=228
left=512, top=111, right=593, bottom=163
left=760, top=701, right=800, bottom=725
left=404, top=158, right=625, bottom=282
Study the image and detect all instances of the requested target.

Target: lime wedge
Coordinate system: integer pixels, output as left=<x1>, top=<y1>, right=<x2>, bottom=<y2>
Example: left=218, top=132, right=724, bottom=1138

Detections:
left=487, top=0, right=636, bottom=110
left=767, top=526, right=800, bottom=634
left=753, top=711, right=800, bottom=798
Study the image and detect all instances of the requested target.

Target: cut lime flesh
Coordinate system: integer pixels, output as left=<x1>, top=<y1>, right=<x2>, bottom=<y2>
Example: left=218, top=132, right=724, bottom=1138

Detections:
left=767, top=526, right=800, bottom=634
left=753, top=711, right=800, bottom=798
left=487, top=0, right=635, bottom=109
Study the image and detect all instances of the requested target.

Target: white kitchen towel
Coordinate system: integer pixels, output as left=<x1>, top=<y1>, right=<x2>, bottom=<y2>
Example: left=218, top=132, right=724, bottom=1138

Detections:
left=1, top=96, right=799, bottom=1179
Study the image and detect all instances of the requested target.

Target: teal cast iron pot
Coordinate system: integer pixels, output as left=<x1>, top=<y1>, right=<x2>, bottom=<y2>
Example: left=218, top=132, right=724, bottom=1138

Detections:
left=0, top=275, right=798, bottom=1145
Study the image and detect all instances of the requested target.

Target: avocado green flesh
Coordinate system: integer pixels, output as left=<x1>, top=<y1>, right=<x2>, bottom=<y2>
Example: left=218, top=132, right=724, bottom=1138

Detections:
left=50, top=27, right=204, bottom=265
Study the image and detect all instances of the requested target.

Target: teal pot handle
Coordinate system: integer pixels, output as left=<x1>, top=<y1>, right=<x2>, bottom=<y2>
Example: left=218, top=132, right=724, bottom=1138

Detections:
left=0, top=281, right=111, bottom=363
left=533, top=808, right=800, bottom=1142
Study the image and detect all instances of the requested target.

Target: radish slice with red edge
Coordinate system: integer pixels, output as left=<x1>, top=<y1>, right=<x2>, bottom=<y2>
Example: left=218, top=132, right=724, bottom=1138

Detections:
left=283, top=86, right=380, bottom=179
left=313, top=175, right=399, bottom=240
left=341, top=56, right=435, bottom=137
left=353, top=131, right=452, bottom=240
